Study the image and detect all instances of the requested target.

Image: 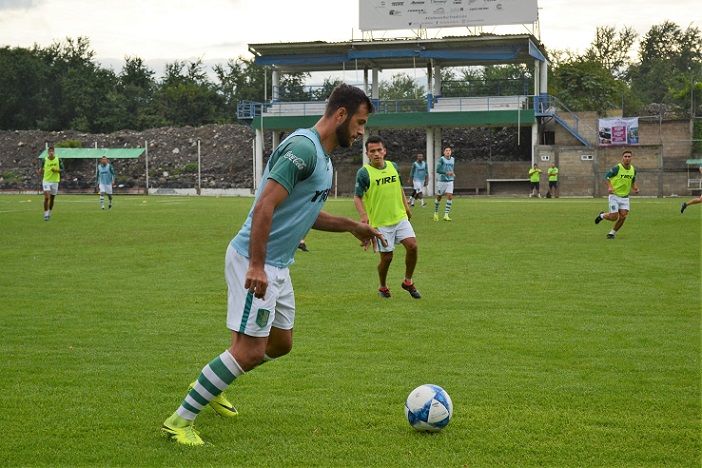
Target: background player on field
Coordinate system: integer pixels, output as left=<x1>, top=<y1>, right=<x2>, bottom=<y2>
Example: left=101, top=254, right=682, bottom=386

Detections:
left=96, top=155, right=116, bottom=210
left=680, top=167, right=702, bottom=213
left=547, top=162, right=559, bottom=198
left=354, top=135, right=421, bottom=299
left=594, top=150, right=639, bottom=239
left=528, top=163, right=542, bottom=198
left=161, top=84, right=385, bottom=447
left=37, top=144, right=63, bottom=221
left=408, top=152, right=428, bottom=207
left=434, top=146, right=455, bottom=221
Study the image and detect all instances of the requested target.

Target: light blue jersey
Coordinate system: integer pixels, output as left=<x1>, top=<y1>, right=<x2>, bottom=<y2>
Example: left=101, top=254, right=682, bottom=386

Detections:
left=410, top=161, right=427, bottom=182
left=436, top=157, right=455, bottom=182
left=231, top=128, right=332, bottom=268
left=96, top=163, right=115, bottom=185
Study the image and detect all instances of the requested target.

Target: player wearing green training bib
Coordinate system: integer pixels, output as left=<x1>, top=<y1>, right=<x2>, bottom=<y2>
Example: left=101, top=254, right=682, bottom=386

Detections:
left=528, top=163, right=542, bottom=198
left=161, top=84, right=386, bottom=447
left=354, top=135, right=421, bottom=299
left=594, top=150, right=640, bottom=239
left=547, top=163, right=559, bottom=198
left=37, top=145, right=64, bottom=221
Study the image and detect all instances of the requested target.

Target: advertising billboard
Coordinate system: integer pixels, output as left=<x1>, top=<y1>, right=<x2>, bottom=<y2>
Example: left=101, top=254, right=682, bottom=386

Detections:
left=359, top=0, right=538, bottom=31
left=598, top=117, right=639, bottom=146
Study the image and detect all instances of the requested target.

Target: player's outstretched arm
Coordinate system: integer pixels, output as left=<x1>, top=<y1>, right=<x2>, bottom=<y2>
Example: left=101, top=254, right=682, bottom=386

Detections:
left=313, top=211, right=387, bottom=248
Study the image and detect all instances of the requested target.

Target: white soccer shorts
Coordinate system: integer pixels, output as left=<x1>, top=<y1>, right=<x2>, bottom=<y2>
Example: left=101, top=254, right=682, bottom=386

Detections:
left=42, top=182, right=58, bottom=195
left=99, top=183, right=113, bottom=195
left=412, top=179, right=425, bottom=194
left=608, top=194, right=631, bottom=212
left=435, top=181, right=454, bottom=196
left=225, top=244, right=295, bottom=337
left=375, top=219, right=416, bottom=253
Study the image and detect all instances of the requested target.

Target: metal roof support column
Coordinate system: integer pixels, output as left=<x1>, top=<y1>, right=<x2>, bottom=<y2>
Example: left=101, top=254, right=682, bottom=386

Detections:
left=272, top=69, right=280, bottom=102
left=426, top=128, right=434, bottom=196
left=539, top=60, right=548, bottom=94
left=362, top=132, right=369, bottom=165
left=531, top=122, right=538, bottom=165
left=433, top=127, right=442, bottom=196
left=426, top=61, right=434, bottom=110
left=255, top=128, right=264, bottom=191
left=371, top=68, right=379, bottom=100
left=364, top=67, right=369, bottom=94
left=434, top=64, right=442, bottom=97
left=272, top=130, right=280, bottom=151
left=533, top=59, right=540, bottom=96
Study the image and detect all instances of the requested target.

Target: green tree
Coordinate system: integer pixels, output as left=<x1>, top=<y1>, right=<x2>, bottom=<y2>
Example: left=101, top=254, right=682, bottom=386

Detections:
left=213, top=57, right=266, bottom=119
left=584, top=25, right=637, bottom=78
left=0, top=46, right=48, bottom=129
left=629, top=21, right=702, bottom=115
left=379, top=73, right=424, bottom=100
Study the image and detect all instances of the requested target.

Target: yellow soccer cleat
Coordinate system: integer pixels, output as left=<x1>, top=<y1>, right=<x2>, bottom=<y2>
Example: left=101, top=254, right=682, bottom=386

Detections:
left=161, top=413, right=204, bottom=446
left=189, top=382, right=239, bottom=418
left=433, top=213, right=439, bottom=222
left=443, top=214, right=452, bottom=221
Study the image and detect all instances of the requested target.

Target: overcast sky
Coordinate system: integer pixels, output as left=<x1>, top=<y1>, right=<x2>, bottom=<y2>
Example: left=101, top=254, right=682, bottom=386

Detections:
left=0, top=0, right=698, bottom=76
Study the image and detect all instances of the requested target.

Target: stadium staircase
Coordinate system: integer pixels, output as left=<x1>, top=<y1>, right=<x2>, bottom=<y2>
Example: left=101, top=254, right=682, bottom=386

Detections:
left=534, top=95, right=592, bottom=147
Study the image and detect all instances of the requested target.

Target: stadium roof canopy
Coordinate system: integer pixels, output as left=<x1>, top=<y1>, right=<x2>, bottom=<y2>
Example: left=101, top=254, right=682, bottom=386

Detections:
left=38, top=148, right=145, bottom=159
left=248, top=34, right=548, bottom=73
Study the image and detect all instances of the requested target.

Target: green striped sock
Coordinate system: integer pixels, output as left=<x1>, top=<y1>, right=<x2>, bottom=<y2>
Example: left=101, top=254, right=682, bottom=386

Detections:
left=444, top=200, right=453, bottom=214
left=176, top=350, right=243, bottom=421
left=434, top=200, right=440, bottom=214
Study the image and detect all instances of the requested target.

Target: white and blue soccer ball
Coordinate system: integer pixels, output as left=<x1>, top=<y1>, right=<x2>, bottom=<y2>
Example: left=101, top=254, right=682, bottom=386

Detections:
left=405, top=384, right=453, bottom=432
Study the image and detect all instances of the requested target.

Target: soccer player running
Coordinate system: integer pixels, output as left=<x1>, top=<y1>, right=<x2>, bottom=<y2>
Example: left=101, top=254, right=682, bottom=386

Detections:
left=408, top=152, right=428, bottom=207
left=594, top=149, right=639, bottom=239
left=433, top=146, right=455, bottom=221
left=680, top=167, right=702, bottom=213
left=37, top=145, right=63, bottom=221
left=161, top=84, right=386, bottom=446
left=96, top=156, right=116, bottom=210
left=354, top=136, right=421, bottom=299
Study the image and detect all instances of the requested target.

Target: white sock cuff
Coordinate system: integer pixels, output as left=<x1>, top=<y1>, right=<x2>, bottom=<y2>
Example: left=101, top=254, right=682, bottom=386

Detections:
left=220, top=350, right=245, bottom=376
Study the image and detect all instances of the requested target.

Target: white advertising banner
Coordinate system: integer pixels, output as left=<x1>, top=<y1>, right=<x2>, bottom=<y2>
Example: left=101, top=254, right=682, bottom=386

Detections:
left=598, top=117, right=639, bottom=146
left=359, top=0, right=538, bottom=31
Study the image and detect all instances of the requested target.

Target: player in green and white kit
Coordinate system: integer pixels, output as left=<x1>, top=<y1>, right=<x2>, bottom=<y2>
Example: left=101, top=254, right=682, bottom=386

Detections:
left=354, top=136, right=421, bottom=299
left=96, top=156, right=116, bottom=209
left=161, top=84, right=385, bottom=446
left=594, top=150, right=639, bottom=239
left=434, top=146, right=455, bottom=221
left=38, top=145, right=64, bottom=221
left=408, top=152, right=428, bottom=207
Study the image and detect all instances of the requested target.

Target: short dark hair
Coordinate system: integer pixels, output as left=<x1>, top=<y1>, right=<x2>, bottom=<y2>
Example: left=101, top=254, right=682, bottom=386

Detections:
left=622, top=150, right=633, bottom=156
left=365, top=135, right=385, bottom=149
left=48, top=144, right=55, bottom=150
left=325, top=83, right=374, bottom=118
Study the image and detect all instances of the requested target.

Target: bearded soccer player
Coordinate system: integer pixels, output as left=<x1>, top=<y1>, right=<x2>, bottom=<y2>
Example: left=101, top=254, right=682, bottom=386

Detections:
left=354, top=136, right=421, bottom=299
left=594, top=150, right=640, bottom=239
left=161, top=84, right=386, bottom=446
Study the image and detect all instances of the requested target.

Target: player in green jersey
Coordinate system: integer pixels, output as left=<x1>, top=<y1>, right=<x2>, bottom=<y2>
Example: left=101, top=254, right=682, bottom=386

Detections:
left=37, top=145, right=64, bottom=221
left=594, top=150, right=639, bottom=239
left=547, top=163, right=559, bottom=198
left=354, top=136, right=421, bottom=299
left=528, top=163, right=542, bottom=198
left=161, top=84, right=386, bottom=447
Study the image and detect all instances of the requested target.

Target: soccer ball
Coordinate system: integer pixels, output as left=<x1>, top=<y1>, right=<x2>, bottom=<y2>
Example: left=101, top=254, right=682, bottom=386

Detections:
left=405, top=384, right=453, bottom=432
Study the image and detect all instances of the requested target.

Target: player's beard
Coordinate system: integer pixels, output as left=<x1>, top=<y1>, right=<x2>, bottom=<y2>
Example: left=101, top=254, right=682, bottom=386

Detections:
left=335, top=116, right=353, bottom=148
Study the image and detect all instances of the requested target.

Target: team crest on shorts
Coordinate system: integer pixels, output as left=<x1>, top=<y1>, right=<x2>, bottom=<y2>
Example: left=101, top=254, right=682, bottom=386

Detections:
left=255, top=308, right=270, bottom=328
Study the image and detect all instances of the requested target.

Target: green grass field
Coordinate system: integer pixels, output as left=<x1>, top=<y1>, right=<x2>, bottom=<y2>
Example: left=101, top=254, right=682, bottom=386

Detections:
left=0, top=194, right=699, bottom=466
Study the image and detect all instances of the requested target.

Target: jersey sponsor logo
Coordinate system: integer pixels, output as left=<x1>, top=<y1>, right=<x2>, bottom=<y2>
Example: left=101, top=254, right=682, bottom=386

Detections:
left=310, top=188, right=331, bottom=202
left=617, top=174, right=634, bottom=179
left=374, top=175, right=398, bottom=186
left=282, top=151, right=306, bottom=170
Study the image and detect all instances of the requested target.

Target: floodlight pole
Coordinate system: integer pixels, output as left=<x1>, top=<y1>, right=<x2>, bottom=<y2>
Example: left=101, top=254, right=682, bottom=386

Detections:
left=197, top=139, right=202, bottom=195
